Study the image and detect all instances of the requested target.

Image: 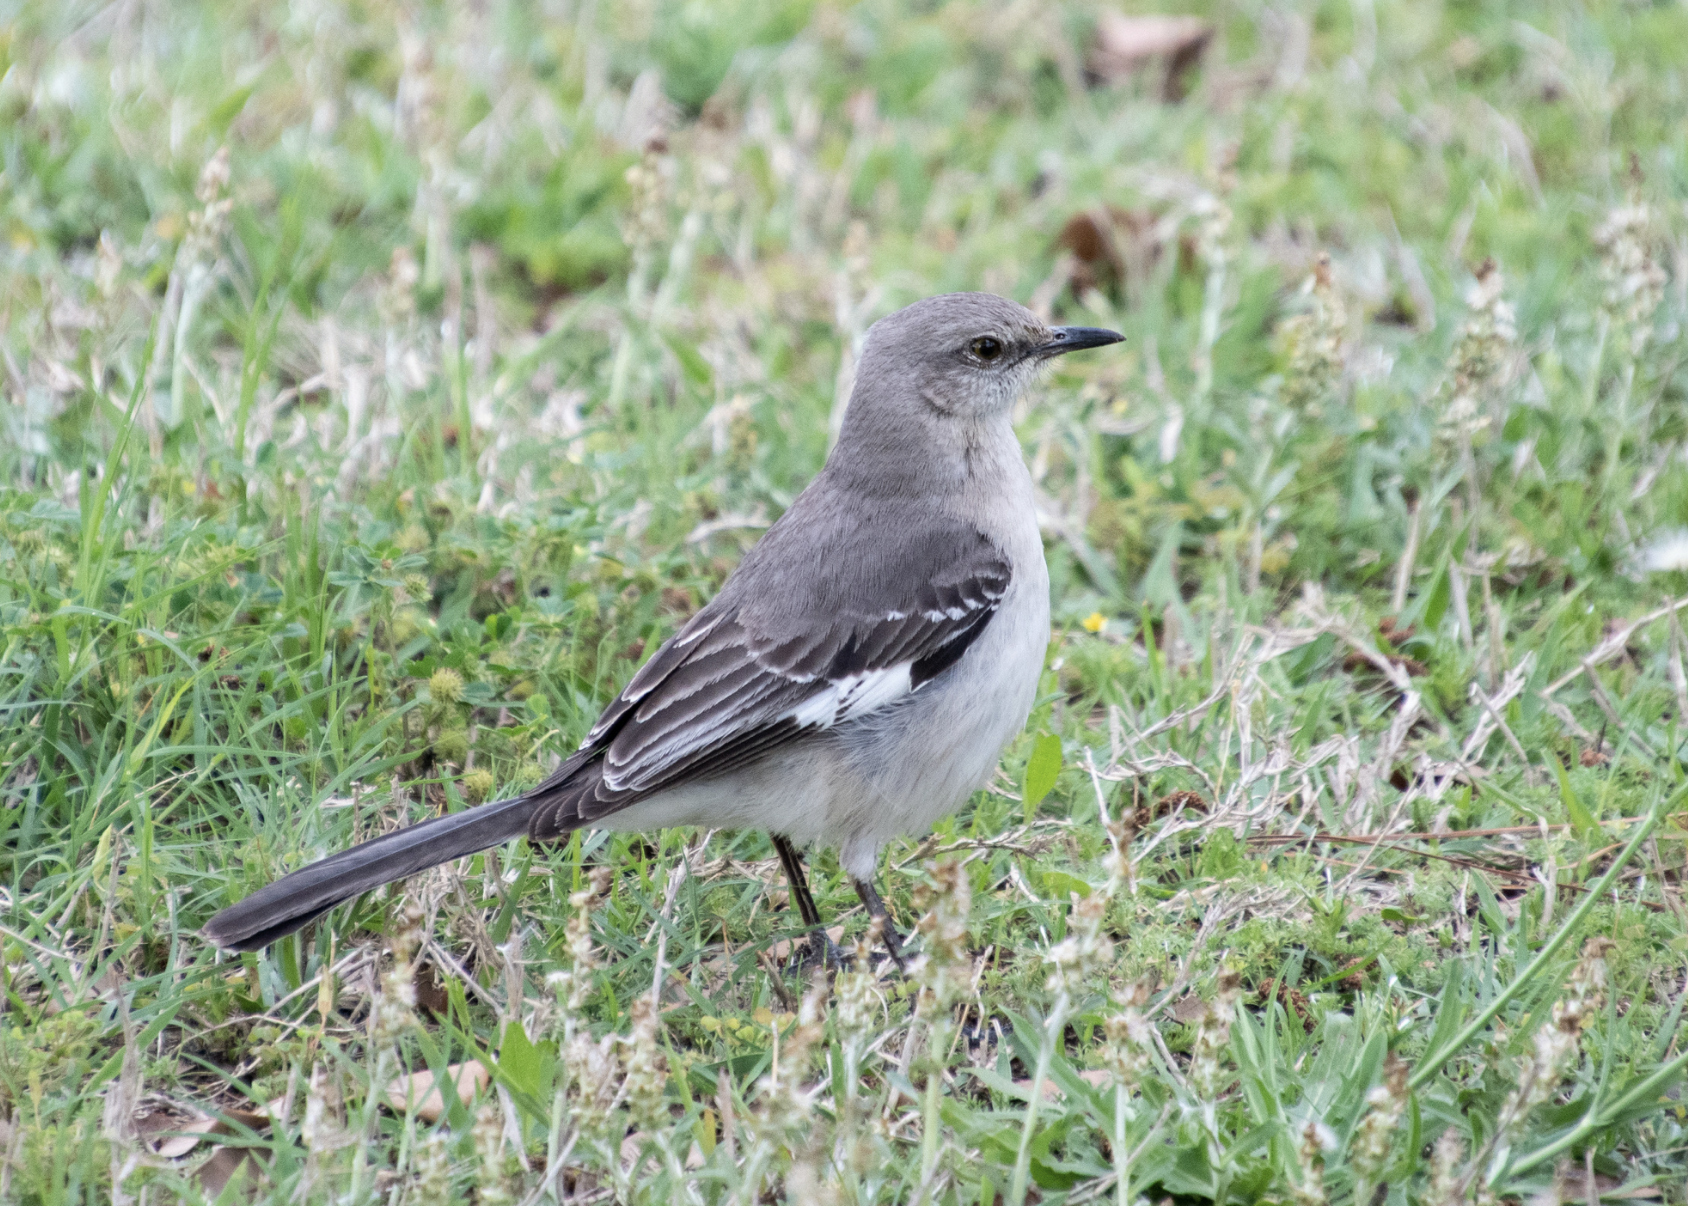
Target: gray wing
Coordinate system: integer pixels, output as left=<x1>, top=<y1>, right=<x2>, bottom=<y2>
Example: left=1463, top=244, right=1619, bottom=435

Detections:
left=526, top=506, right=1012, bottom=840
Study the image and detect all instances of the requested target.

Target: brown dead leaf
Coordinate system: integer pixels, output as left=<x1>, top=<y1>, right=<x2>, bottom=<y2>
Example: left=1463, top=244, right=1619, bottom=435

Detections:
left=1337, top=958, right=1371, bottom=992
left=195, top=1145, right=258, bottom=1198
left=1558, top=1165, right=1662, bottom=1200
left=1151, top=790, right=1207, bottom=819
left=1087, top=13, right=1214, bottom=101
left=383, top=1061, right=490, bottom=1123
left=135, top=1103, right=270, bottom=1159
left=153, top=1115, right=221, bottom=1159
left=1171, top=993, right=1207, bottom=1023
left=1260, top=979, right=1315, bottom=1032
left=413, top=962, right=449, bottom=1017
left=1013, top=1068, right=1112, bottom=1100
left=1056, top=207, right=1160, bottom=298
left=1378, top=616, right=1415, bottom=646
left=1342, top=649, right=1428, bottom=677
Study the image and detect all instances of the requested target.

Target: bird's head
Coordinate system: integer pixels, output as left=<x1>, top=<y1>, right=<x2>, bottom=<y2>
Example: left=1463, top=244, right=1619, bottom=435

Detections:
left=851, top=292, right=1123, bottom=420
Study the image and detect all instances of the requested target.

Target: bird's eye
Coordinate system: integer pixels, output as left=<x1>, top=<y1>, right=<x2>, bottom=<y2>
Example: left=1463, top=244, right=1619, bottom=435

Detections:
left=970, top=336, right=1003, bottom=362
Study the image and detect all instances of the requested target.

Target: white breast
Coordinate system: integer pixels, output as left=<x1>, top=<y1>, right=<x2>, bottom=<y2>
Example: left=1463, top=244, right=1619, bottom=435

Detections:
left=826, top=439, right=1050, bottom=878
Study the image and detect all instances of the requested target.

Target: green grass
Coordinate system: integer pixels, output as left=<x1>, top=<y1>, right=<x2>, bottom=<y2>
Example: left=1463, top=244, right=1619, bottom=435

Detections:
left=3, top=0, right=1688, bottom=1201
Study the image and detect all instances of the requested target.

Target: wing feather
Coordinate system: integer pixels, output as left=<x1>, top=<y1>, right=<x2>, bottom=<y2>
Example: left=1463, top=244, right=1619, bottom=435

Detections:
left=524, top=512, right=1014, bottom=841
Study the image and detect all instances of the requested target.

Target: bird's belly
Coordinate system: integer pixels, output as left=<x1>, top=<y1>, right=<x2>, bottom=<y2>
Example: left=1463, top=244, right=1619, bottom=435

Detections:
left=826, top=572, right=1050, bottom=862
left=593, top=742, right=841, bottom=839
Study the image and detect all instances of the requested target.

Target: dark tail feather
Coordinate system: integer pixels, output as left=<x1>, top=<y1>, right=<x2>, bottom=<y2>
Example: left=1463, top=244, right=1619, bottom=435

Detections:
left=204, top=795, right=539, bottom=952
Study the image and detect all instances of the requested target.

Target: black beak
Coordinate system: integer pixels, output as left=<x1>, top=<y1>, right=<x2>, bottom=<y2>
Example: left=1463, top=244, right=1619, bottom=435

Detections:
left=1040, top=326, right=1125, bottom=356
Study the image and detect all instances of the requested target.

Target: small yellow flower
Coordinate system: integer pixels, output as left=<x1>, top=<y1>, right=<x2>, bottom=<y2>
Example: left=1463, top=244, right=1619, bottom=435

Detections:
left=752, top=1006, right=774, bottom=1026
left=1082, top=612, right=1108, bottom=634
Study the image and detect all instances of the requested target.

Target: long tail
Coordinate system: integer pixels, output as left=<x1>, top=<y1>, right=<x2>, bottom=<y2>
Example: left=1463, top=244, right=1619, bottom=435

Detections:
left=203, top=795, right=540, bottom=952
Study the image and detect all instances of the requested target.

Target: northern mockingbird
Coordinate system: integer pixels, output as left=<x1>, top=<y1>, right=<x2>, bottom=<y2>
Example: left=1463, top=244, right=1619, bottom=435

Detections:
left=204, top=292, right=1121, bottom=966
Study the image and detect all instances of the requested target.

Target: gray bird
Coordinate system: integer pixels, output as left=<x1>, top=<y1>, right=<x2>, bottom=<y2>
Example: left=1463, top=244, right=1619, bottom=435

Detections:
left=203, top=292, right=1122, bottom=966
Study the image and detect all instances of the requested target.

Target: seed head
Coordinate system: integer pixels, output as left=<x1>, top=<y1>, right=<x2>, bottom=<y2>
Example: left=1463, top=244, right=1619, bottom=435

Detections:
left=1045, top=890, right=1112, bottom=995
left=413, top=1132, right=452, bottom=1206
left=472, top=1100, right=515, bottom=1205
left=1595, top=195, right=1666, bottom=357
left=1425, top=1129, right=1467, bottom=1206
left=1437, top=258, right=1517, bottom=453
left=1102, top=814, right=1136, bottom=893
left=834, top=921, right=885, bottom=1042
left=185, top=146, right=233, bottom=253
left=1497, top=937, right=1612, bottom=1140
left=300, top=1061, right=348, bottom=1154
left=513, top=763, right=543, bottom=792
left=1189, top=969, right=1242, bottom=1102
left=1349, top=1053, right=1409, bottom=1184
left=911, top=860, right=973, bottom=1020
left=1101, top=980, right=1154, bottom=1089
left=433, top=728, right=469, bottom=764
left=1293, top=1117, right=1337, bottom=1206
left=429, top=668, right=464, bottom=704
left=373, top=901, right=424, bottom=1043
left=548, top=866, right=614, bottom=1017
left=623, top=996, right=670, bottom=1127
left=1278, top=253, right=1347, bottom=419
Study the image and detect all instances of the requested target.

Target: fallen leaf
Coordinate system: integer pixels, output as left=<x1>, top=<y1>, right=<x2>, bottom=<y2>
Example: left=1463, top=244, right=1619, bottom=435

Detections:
left=153, top=1116, right=221, bottom=1159
left=1378, top=616, right=1415, bottom=645
left=195, top=1146, right=257, bottom=1198
left=1087, top=13, right=1213, bottom=100
left=413, top=962, right=450, bottom=1017
left=1171, top=993, right=1207, bottom=1023
left=1151, top=790, right=1207, bottom=819
left=1342, top=649, right=1428, bottom=677
left=1013, top=1069, right=1113, bottom=1100
left=384, top=1061, right=490, bottom=1123
left=1558, top=1167, right=1662, bottom=1201
left=1057, top=207, right=1159, bottom=298
left=135, top=1103, right=271, bottom=1159
left=135, top=1105, right=206, bottom=1157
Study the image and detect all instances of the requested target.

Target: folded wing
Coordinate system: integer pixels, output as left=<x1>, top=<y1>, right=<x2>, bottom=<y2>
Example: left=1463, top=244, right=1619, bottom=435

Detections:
left=527, top=513, right=1011, bottom=839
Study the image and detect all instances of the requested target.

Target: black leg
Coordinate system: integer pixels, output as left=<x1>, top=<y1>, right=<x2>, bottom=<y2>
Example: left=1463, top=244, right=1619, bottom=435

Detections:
left=770, top=833, right=823, bottom=928
left=852, top=877, right=907, bottom=972
left=770, top=834, right=843, bottom=968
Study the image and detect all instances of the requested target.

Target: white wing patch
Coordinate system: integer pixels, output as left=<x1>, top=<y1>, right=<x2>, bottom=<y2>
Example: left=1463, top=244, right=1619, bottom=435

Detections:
left=792, top=663, right=914, bottom=728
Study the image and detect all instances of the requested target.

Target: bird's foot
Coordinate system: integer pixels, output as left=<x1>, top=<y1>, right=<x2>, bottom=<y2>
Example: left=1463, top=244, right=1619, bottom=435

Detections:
left=879, top=921, right=908, bottom=974
left=784, top=925, right=848, bottom=976
left=810, top=926, right=849, bottom=971
left=853, top=878, right=909, bottom=975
